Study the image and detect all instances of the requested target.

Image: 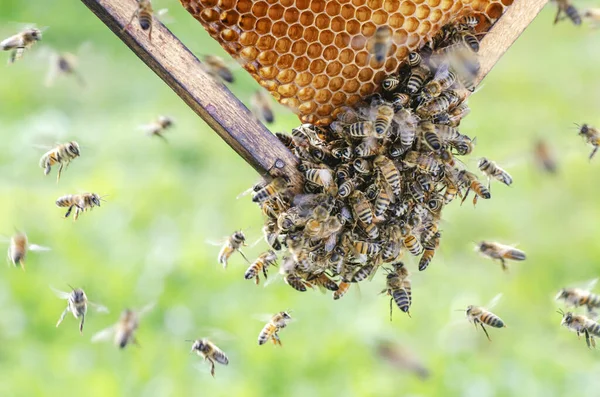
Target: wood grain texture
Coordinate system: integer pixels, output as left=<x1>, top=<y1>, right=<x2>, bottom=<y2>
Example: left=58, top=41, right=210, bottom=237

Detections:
left=79, top=0, right=302, bottom=188
left=475, top=0, right=550, bottom=86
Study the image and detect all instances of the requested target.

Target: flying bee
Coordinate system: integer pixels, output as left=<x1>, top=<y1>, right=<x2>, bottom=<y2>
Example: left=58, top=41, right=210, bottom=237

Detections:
left=91, top=303, right=155, bottom=349
left=52, top=286, right=109, bottom=335
left=140, top=115, right=174, bottom=141
left=258, top=311, right=293, bottom=346
left=478, top=158, right=513, bottom=188
left=45, top=50, right=85, bottom=87
left=211, top=230, right=249, bottom=268
left=252, top=177, right=289, bottom=203
left=553, top=0, right=582, bottom=25
left=376, top=340, right=430, bottom=379
left=456, top=170, right=490, bottom=206
left=1, top=27, right=42, bottom=64
left=201, top=54, right=235, bottom=83
left=6, top=231, right=50, bottom=270
left=423, top=63, right=456, bottom=99
left=39, top=141, right=81, bottom=182
left=533, top=139, right=558, bottom=174
left=577, top=123, right=600, bottom=160
left=123, top=0, right=168, bottom=40
left=464, top=300, right=506, bottom=342
left=406, top=65, right=431, bottom=94
left=251, top=90, right=275, bottom=124
left=370, top=26, right=392, bottom=64
left=381, top=270, right=412, bottom=320
left=245, top=250, right=278, bottom=285
left=476, top=241, right=526, bottom=271
left=556, top=279, right=600, bottom=313
left=188, top=338, right=229, bottom=377
left=559, top=310, right=600, bottom=348
left=373, top=155, right=401, bottom=197
left=55, top=192, right=103, bottom=220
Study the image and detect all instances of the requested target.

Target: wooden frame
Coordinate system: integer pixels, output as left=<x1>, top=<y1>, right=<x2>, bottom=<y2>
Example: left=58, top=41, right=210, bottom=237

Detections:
left=80, top=0, right=549, bottom=184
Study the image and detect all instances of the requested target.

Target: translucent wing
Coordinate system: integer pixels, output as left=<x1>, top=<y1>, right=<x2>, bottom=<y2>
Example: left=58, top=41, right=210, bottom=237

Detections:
left=155, top=9, right=175, bottom=24
left=485, top=293, right=503, bottom=310
left=138, top=123, right=160, bottom=134
left=49, top=286, right=71, bottom=300
left=91, top=324, right=115, bottom=343
left=137, top=301, right=156, bottom=318
left=88, top=301, right=110, bottom=313
left=236, top=187, right=254, bottom=200
left=205, top=238, right=226, bottom=247
left=28, top=244, right=51, bottom=252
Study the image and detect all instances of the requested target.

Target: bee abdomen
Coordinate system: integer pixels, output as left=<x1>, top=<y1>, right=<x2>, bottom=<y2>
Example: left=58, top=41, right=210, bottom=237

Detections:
left=418, top=249, right=435, bottom=271
left=506, top=249, right=526, bottom=261
left=392, top=286, right=411, bottom=313
left=139, top=14, right=152, bottom=30
left=258, top=324, right=275, bottom=345
left=566, top=5, right=582, bottom=25
left=587, top=322, right=600, bottom=337
left=244, top=263, right=261, bottom=280
left=481, top=312, right=504, bottom=328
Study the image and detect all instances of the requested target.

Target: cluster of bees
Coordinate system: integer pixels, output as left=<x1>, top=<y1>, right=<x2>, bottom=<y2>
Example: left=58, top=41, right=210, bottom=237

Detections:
left=556, top=280, right=600, bottom=347
left=553, top=0, right=600, bottom=26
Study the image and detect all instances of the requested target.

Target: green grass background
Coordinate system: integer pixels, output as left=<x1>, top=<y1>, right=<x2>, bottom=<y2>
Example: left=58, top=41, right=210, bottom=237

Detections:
left=1, top=2, right=599, bottom=396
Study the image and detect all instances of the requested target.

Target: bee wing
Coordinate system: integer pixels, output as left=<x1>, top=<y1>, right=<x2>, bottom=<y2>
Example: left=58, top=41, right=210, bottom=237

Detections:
left=44, top=53, right=60, bottom=87
left=49, top=286, right=71, bottom=300
left=263, top=271, right=283, bottom=288
left=236, top=187, right=255, bottom=200
left=28, top=244, right=51, bottom=252
left=485, top=293, right=503, bottom=310
left=137, top=301, right=156, bottom=318
left=205, top=238, right=226, bottom=247
left=566, top=278, right=599, bottom=291
left=197, top=327, right=236, bottom=341
left=91, top=324, right=116, bottom=343
left=252, top=313, right=275, bottom=323
left=138, top=123, right=159, bottom=134
left=88, top=301, right=110, bottom=313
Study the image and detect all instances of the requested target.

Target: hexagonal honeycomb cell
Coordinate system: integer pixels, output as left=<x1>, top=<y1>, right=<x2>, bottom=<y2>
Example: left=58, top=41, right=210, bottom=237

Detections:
left=180, top=0, right=512, bottom=125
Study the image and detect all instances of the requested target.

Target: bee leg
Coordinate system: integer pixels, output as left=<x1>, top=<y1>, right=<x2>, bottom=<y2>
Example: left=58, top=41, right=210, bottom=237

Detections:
left=208, top=358, right=215, bottom=378
left=64, top=205, right=74, bottom=218
left=56, top=307, right=69, bottom=327
left=148, top=23, right=153, bottom=41
left=254, top=275, right=260, bottom=286
left=584, top=329, right=591, bottom=348
left=591, top=335, right=597, bottom=349
left=389, top=297, right=393, bottom=322
left=479, top=322, right=492, bottom=342
left=472, top=194, right=478, bottom=207
left=79, top=314, right=85, bottom=335
left=122, top=10, right=138, bottom=32
left=460, top=188, right=471, bottom=206
left=56, top=163, right=64, bottom=183
left=500, top=258, right=508, bottom=272
left=238, top=250, right=251, bottom=264
left=590, top=146, right=598, bottom=161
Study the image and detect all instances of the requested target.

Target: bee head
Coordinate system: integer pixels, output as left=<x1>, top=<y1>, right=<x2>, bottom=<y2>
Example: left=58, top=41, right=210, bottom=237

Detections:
left=72, top=288, right=85, bottom=303
left=233, top=231, right=245, bottom=242
left=68, top=142, right=80, bottom=156
left=91, top=194, right=101, bottom=207
left=555, top=289, right=569, bottom=301
left=465, top=305, right=473, bottom=315
left=282, top=311, right=292, bottom=320
left=28, top=28, right=42, bottom=41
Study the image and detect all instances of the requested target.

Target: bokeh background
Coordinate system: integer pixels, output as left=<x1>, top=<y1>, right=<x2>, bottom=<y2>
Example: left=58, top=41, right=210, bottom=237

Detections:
left=1, top=2, right=600, bottom=396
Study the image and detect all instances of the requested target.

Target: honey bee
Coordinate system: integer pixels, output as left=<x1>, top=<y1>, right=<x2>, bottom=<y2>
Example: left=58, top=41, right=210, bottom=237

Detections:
left=376, top=340, right=430, bottom=379
left=553, top=0, right=582, bottom=25
left=91, top=303, right=155, bottom=348
left=419, top=121, right=442, bottom=152
left=423, top=63, right=456, bottom=99
left=456, top=170, right=490, bottom=206
left=55, top=193, right=103, bottom=220
left=52, top=286, right=109, bottom=335
left=188, top=338, right=229, bottom=377
left=577, top=123, right=600, bottom=160
left=333, top=281, right=352, bottom=300
left=258, top=311, right=292, bottom=346
left=352, top=240, right=381, bottom=257
left=251, top=90, right=275, bottom=124
left=464, top=301, right=506, bottom=341
left=559, top=309, right=600, bottom=348
left=477, top=158, right=513, bottom=188
left=556, top=280, right=600, bottom=313
left=39, top=141, right=81, bottom=182
left=345, top=121, right=376, bottom=139
left=418, top=244, right=438, bottom=272
left=141, top=115, right=174, bottom=141
left=307, top=272, right=339, bottom=292
left=407, top=51, right=421, bottom=67
left=533, top=139, right=558, bottom=174
left=244, top=250, right=278, bottom=285
left=381, top=268, right=412, bottom=320
left=373, top=102, right=395, bottom=137
left=381, top=76, right=400, bottom=92
left=123, top=0, right=168, bottom=40
left=373, top=155, right=401, bottom=197
left=354, top=138, right=380, bottom=158
left=1, top=27, right=42, bottom=64
left=214, top=230, right=249, bottom=268
left=252, top=177, right=289, bottom=203
left=402, top=233, right=423, bottom=256
left=370, top=26, right=392, bottom=64
left=403, top=151, right=441, bottom=175
left=353, top=158, right=372, bottom=174
left=6, top=231, right=50, bottom=270
left=391, top=92, right=411, bottom=112
left=416, top=95, right=450, bottom=117
left=373, top=178, right=392, bottom=219
left=45, top=51, right=85, bottom=87
left=349, top=191, right=373, bottom=226
left=201, top=54, right=235, bottom=83
left=460, top=15, right=480, bottom=30
left=406, top=65, right=431, bottom=94
left=476, top=241, right=526, bottom=271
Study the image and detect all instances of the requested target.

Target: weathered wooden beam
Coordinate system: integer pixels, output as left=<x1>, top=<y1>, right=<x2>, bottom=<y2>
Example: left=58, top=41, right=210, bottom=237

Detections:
left=79, top=0, right=302, bottom=187
left=475, top=0, right=549, bottom=86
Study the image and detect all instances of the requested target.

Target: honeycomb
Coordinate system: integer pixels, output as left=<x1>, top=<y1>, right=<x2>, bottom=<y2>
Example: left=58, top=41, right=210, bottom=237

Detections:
left=180, top=0, right=513, bottom=125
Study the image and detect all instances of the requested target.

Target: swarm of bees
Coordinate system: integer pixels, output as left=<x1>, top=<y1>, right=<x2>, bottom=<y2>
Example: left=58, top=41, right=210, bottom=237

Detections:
left=240, top=17, right=511, bottom=319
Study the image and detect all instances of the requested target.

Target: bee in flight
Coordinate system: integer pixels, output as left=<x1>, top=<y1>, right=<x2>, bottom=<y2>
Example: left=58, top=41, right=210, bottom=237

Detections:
left=533, top=139, right=558, bottom=174
left=52, top=286, right=109, bottom=335
left=463, top=294, right=506, bottom=341
left=45, top=50, right=85, bottom=87
left=201, top=54, right=235, bottom=83
left=208, top=230, right=249, bottom=269
left=376, top=340, right=430, bottom=379
left=244, top=250, right=278, bottom=285
left=558, top=309, right=600, bottom=348
left=251, top=90, right=275, bottom=124
left=553, top=0, right=582, bottom=25
left=477, top=157, right=513, bottom=189
left=6, top=231, right=50, bottom=271
left=91, top=302, right=155, bottom=349
left=1, top=27, right=43, bottom=64
left=556, top=279, right=600, bottom=314
left=123, top=0, right=169, bottom=40
left=188, top=338, right=229, bottom=377
left=258, top=311, right=292, bottom=346
left=39, top=141, right=81, bottom=182
left=55, top=192, right=104, bottom=220
left=370, top=26, right=392, bottom=64
left=476, top=241, right=526, bottom=271
left=140, top=115, right=174, bottom=142
left=576, top=123, right=600, bottom=160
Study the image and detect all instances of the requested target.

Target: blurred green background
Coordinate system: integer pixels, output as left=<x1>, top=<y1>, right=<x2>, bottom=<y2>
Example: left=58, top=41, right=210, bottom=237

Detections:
left=1, top=2, right=600, bottom=396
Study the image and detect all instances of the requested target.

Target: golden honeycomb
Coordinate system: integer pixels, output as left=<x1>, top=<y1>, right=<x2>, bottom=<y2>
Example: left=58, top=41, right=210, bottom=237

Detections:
left=180, top=0, right=513, bottom=125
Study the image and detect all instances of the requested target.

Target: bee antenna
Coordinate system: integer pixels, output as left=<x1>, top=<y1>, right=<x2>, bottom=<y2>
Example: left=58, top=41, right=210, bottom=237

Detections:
left=453, top=309, right=465, bottom=312
left=99, top=194, right=109, bottom=202
left=67, top=283, right=75, bottom=291
left=557, top=309, right=565, bottom=316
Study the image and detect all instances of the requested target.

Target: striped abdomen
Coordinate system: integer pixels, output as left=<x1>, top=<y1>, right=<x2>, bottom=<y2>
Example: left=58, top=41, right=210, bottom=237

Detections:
left=480, top=311, right=505, bottom=328
left=585, top=320, right=600, bottom=337
left=374, top=105, right=394, bottom=137
left=566, top=5, right=582, bottom=25
left=347, top=121, right=375, bottom=138
left=333, top=282, right=351, bottom=300
left=352, top=263, right=374, bottom=282
left=406, top=66, right=429, bottom=94
left=258, top=323, right=277, bottom=345
left=353, top=241, right=381, bottom=256
left=374, top=189, right=391, bottom=218
left=392, top=281, right=412, bottom=313
left=581, top=293, right=600, bottom=309
left=418, top=249, right=435, bottom=271
left=362, top=223, right=379, bottom=240
left=403, top=234, right=423, bottom=256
